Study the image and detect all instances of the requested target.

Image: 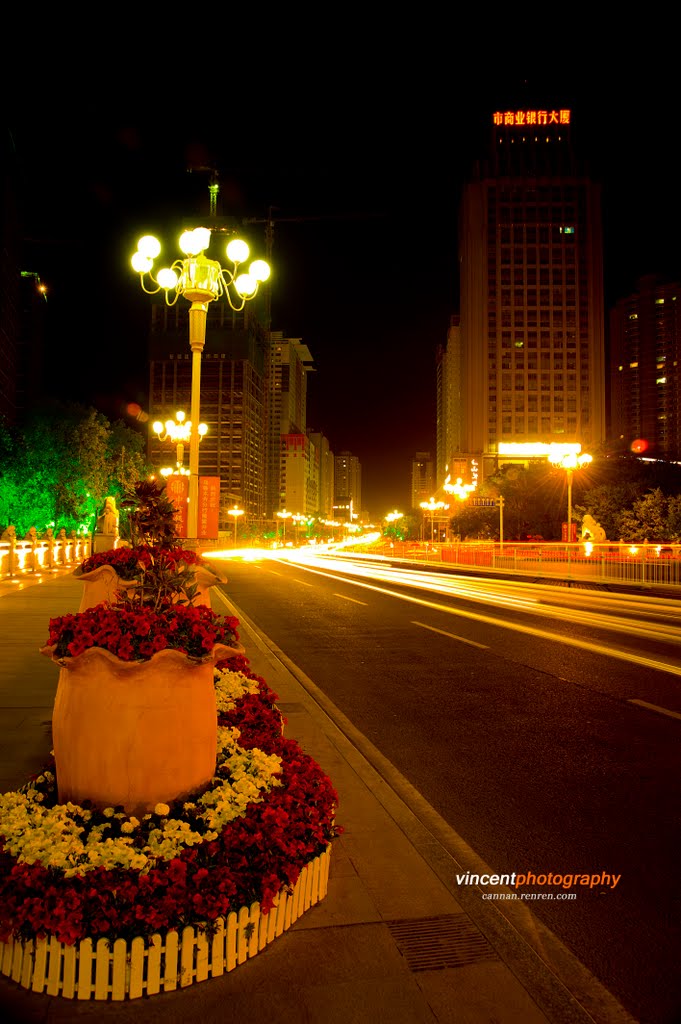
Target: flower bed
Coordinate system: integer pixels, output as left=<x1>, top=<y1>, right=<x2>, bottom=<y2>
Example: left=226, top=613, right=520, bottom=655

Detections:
left=77, top=544, right=205, bottom=582
left=0, top=657, right=339, bottom=998
left=46, top=603, right=240, bottom=662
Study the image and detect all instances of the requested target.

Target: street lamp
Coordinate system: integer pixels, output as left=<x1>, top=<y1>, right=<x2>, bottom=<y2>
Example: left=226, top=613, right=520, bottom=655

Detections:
left=548, top=451, right=593, bottom=540
left=227, top=505, right=244, bottom=547
left=152, top=410, right=206, bottom=475
left=276, top=509, right=292, bottom=545
left=419, top=499, right=449, bottom=543
left=132, top=228, right=270, bottom=540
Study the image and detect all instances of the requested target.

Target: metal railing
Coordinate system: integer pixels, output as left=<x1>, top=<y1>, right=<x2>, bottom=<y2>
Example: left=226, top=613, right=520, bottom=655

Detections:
left=0, top=531, right=92, bottom=580
left=348, top=540, right=681, bottom=591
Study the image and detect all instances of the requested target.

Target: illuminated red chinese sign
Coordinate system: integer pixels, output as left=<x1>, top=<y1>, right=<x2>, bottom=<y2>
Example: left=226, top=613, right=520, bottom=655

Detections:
left=493, top=109, right=571, bottom=127
left=165, top=476, right=188, bottom=538
left=198, top=477, right=220, bottom=539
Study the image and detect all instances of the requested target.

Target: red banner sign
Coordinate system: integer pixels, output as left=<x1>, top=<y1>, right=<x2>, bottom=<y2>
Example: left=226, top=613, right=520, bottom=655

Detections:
left=198, top=477, right=220, bottom=539
left=165, top=476, right=189, bottom=538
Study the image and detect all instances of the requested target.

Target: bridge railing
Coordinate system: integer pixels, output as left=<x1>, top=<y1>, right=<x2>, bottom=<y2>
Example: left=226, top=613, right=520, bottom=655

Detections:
left=346, top=540, right=681, bottom=590
left=0, top=531, right=92, bottom=581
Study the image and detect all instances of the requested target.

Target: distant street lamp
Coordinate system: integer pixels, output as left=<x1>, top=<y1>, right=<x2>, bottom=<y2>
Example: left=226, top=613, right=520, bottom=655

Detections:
left=548, top=451, right=593, bottom=540
left=132, top=228, right=270, bottom=539
left=152, top=410, right=206, bottom=475
left=227, top=505, right=244, bottom=547
left=276, top=509, right=292, bottom=545
left=419, top=499, right=449, bottom=543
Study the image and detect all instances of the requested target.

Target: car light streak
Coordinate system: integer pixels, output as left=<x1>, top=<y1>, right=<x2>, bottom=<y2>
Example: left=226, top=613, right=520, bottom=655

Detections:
left=272, top=554, right=681, bottom=677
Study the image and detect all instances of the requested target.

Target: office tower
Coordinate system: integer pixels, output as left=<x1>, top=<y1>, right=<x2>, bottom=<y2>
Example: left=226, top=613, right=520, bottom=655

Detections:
left=411, top=452, right=434, bottom=509
left=333, top=451, right=361, bottom=522
left=265, top=333, right=314, bottom=516
left=455, top=104, right=605, bottom=480
left=308, top=431, right=335, bottom=518
left=610, top=274, right=681, bottom=461
left=148, top=300, right=269, bottom=527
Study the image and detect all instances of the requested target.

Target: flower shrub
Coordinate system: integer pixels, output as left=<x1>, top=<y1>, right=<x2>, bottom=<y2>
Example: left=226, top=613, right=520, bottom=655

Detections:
left=0, top=663, right=340, bottom=945
left=78, top=545, right=204, bottom=581
left=46, top=604, right=240, bottom=662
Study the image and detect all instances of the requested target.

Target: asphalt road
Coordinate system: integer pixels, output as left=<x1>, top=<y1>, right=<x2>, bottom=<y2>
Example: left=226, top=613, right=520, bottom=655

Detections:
left=214, top=552, right=681, bottom=1024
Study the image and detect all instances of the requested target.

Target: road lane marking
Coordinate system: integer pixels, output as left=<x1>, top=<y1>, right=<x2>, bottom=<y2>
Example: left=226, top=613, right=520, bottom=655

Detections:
left=628, top=699, right=681, bottom=721
left=284, top=562, right=681, bottom=677
left=413, top=621, right=489, bottom=649
left=296, top=580, right=314, bottom=587
left=333, top=593, right=367, bottom=605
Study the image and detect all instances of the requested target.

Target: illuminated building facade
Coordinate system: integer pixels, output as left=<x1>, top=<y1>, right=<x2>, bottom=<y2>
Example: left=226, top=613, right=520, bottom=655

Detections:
left=436, top=316, right=460, bottom=488
left=454, top=106, right=606, bottom=479
left=411, top=452, right=434, bottom=510
left=333, top=451, right=361, bottom=522
left=308, top=431, right=335, bottom=518
left=265, top=333, right=314, bottom=517
left=610, top=275, right=681, bottom=461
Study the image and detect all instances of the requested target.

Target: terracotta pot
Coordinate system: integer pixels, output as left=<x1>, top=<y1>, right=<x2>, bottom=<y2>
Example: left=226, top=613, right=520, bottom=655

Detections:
left=74, top=563, right=225, bottom=612
left=73, top=564, right=130, bottom=612
left=41, top=641, right=244, bottom=816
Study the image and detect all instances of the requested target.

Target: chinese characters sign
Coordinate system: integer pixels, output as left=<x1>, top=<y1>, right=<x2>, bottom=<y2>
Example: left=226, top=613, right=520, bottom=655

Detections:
left=165, top=476, right=188, bottom=538
left=198, top=477, right=220, bottom=539
left=493, top=109, right=571, bottom=127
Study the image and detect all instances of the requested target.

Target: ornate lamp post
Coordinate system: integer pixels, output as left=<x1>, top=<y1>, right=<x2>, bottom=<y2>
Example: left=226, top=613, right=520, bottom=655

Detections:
left=548, top=451, right=592, bottom=540
left=132, top=229, right=270, bottom=540
left=152, top=410, right=206, bottom=475
left=276, top=509, right=292, bottom=545
left=227, top=505, right=244, bottom=547
left=419, top=499, right=449, bottom=543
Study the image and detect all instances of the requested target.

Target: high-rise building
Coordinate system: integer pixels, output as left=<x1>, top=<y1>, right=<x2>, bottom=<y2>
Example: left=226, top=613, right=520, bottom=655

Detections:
left=308, top=431, right=335, bottom=518
left=148, top=301, right=269, bottom=527
left=410, top=452, right=434, bottom=509
left=333, top=451, right=361, bottom=523
left=265, top=333, right=314, bottom=517
left=610, top=275, right=681, bottom=461
left=450, top=104, right=605, bottom=481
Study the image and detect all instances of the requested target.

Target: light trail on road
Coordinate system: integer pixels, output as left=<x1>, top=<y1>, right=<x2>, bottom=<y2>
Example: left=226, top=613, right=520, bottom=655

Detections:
left=272, top=549, right=681, bottom=676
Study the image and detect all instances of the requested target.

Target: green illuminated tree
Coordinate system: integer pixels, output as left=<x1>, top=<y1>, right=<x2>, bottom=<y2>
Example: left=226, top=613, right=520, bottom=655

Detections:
left=0, top=404, right=149, bottom=535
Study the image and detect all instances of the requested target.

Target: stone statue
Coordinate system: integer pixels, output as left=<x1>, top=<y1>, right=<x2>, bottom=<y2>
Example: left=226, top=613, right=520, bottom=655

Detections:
left=1, top=525, right=16, bottom=543
left=25, top=526, right=38, bottom=543
left=93, top=497, right=120, bottom=554
left=96, top=497, right=119, bottom=537
left=580, top=514, right=606, bottom=543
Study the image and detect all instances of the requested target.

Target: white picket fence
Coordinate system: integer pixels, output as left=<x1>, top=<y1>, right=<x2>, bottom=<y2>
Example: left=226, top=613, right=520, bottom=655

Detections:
left=0, top=847, right=330, bottom=1001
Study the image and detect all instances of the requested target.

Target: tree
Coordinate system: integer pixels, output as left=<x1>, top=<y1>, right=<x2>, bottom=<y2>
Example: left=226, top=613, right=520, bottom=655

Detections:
left=0, top=404, right=150, bottom=535
left=617, top=489, right=672, bottom=542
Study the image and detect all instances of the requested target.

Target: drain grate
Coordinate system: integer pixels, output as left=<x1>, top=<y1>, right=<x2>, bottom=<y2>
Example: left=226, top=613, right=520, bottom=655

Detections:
left=386, top=914, right=499, bottom=972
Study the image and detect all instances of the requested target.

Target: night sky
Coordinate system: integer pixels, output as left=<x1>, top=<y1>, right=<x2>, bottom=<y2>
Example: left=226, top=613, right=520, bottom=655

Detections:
left=8, top=44, right=680, bottom=517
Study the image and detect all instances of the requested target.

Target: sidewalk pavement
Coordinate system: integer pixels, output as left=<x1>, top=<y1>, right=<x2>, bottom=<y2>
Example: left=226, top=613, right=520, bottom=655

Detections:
left=0, top=569, right=635, bottom=1024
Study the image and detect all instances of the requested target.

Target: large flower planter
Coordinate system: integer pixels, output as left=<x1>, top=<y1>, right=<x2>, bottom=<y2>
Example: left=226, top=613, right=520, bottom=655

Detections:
left=75, top=563, right=225, bottom=612
left=0, top=847, right=331, bottom=1000
left=74, top=564, right=123, bottom=612
left=41, top=642, right=244, bottom=816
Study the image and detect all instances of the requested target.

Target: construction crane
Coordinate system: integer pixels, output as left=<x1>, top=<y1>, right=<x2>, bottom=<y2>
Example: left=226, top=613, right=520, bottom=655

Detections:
left=187, top=165, right=383, bottom=325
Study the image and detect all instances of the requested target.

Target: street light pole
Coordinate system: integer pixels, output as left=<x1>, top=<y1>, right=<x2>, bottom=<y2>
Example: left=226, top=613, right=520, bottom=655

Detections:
left=227, top=505, right=244, bottom=547
left=548, top=451, right=592, bottom=541
left=132, top=229, right=270, bottom=541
